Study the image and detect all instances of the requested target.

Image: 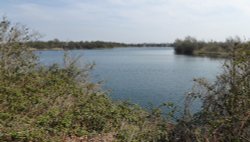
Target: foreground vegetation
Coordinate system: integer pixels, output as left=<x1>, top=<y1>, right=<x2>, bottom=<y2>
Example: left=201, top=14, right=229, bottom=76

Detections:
left=172, top=36, right=250, bottom=57
left=0, top=18, right=249, bottom=141
left=0, top=17, right=172, bottom=142
left=172, top=42, right=250, bottom=141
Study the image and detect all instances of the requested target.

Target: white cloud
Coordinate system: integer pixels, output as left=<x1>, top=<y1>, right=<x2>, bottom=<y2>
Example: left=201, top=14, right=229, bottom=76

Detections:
left=1, top=0, right=250, bottom=42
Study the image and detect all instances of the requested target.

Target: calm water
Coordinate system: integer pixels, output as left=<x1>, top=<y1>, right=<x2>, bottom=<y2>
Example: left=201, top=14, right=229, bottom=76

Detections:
left=37, top=47, right=223, bottom=112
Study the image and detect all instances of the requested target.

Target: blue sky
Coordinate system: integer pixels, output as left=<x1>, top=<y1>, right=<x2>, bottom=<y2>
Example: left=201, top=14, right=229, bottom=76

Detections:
left=1, top=0, right=250, bottom=43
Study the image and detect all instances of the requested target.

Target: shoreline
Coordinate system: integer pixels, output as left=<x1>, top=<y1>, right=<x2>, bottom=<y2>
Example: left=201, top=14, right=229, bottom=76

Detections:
left=29, top=46, right=171, bottom=51
left=31, top=47, right=228, bottom=58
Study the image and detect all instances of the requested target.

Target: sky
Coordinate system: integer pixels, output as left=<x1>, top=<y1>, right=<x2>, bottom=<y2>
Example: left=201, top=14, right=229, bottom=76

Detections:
left=1, top=0, right=250, bottom=43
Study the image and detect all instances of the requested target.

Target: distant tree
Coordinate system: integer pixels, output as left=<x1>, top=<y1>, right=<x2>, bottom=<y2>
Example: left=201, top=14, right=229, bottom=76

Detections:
left=173, top=36, right=198, bottom=55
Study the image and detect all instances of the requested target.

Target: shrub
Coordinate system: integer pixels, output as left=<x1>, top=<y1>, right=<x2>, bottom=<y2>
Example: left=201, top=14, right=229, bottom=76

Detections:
left=171, top=42, right=250, bottom=141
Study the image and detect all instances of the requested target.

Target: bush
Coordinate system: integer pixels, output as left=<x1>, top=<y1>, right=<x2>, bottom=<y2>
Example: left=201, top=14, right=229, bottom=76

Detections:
left=171, top=42, right=250, bottom=141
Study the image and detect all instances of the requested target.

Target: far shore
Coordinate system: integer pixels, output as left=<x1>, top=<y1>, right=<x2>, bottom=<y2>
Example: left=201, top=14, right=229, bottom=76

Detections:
left=31, top=46, right=228, bottom=58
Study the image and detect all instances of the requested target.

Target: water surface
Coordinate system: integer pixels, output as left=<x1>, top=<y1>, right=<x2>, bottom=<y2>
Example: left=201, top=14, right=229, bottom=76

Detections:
left=37, top=47, right=223, bottom=112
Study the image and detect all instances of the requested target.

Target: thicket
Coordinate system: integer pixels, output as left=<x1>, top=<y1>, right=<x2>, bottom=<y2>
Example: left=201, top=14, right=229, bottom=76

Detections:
left=171, top=41, right=250, bottom=141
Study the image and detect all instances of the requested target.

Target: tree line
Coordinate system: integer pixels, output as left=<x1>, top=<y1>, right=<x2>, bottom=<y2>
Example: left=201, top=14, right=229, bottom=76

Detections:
left=172, top=36, right=250, bottom=57
left=27, top=39, right=170, bottom=50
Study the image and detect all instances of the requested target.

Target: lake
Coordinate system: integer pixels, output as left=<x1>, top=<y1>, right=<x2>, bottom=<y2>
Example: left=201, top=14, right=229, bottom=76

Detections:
left=37, top=47, right=223, bottom=113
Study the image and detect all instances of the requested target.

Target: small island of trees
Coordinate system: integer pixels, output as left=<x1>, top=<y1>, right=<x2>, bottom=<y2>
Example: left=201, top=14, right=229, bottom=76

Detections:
left=172, top=36, right=250, bottom=57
